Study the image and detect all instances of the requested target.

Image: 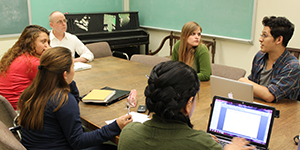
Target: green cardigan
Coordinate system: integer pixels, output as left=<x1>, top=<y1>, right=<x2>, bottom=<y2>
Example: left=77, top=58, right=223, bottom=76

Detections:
left=118, top=115, right=222, bottom=150
left=171, top=41, right=212, bottom=81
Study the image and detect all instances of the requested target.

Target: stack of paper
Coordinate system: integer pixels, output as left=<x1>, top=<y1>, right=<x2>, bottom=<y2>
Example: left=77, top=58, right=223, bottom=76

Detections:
left=74, top=62, right=92, bottom=71
left=82, top=89, right=116, bottom=103
left=105, top=112, right=151, bottom=124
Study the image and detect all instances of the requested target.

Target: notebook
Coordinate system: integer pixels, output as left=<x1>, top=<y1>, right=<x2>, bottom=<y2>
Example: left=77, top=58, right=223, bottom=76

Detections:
left=74, top=62, right=92, bottom=71
left=82, top=89, right=116, bottom=103
left=80, top=87, right=130, bottom=105
left=207, top=96, right=276, bottom=150
left=100, top=86, right=130, bottom=104
left=210, top=75, right=254, bottom=102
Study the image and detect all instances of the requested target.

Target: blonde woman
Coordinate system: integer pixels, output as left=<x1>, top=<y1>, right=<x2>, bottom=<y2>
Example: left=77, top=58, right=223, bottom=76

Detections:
left=171, top=21, right=211, bottom=81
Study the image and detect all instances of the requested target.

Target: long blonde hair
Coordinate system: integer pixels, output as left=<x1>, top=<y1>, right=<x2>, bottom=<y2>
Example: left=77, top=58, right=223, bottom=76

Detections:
left=178, top=21, right=202, bottom=67
left=18, top=47, right=72, bottom=130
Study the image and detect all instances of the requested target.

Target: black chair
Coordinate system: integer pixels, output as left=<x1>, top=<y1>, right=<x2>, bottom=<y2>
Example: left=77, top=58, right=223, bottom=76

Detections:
left=148, top=31, right=216, bottom=63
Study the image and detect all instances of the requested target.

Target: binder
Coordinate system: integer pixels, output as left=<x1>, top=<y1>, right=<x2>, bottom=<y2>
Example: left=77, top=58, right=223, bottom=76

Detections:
left=101, top=86, right=130, bottom=104
left=80, top=86, right=130, bottom=105
left=82, top=89, right=116, bottom=103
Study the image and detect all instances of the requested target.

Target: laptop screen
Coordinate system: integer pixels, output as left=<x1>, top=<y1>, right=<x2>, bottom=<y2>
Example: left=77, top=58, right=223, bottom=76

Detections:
left=207, top=96, right=275, bottom=147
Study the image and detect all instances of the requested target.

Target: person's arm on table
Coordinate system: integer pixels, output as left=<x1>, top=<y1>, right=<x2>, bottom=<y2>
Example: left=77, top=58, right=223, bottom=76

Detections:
left=74, top=36, right=94, bottom=63
left=57, top=94, right=132, bottom=149
left=74, top=57, right=89, bottom=63
left=239, top=77, right=275, bottom=102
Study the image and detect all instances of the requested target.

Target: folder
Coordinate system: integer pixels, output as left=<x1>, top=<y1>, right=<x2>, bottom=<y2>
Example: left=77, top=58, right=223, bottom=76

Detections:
left=101, top=86, right=130, bottom=104
left=80, top=87, right=130, bottom=105
left=82, top=89, right=116, bottom=103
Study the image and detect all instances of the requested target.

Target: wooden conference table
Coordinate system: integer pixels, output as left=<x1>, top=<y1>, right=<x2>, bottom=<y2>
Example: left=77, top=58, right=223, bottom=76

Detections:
left=74, top=56, right=300, bottom=149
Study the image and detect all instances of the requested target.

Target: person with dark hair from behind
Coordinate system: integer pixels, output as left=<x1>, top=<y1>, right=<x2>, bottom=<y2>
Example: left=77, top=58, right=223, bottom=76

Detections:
left=18, top=47, right=133, bottom=150
left=118, top=61, right=255, bottom=150
left=0, top=25, right=50, bottom=110
left=239, top=16, right=300, bottom=102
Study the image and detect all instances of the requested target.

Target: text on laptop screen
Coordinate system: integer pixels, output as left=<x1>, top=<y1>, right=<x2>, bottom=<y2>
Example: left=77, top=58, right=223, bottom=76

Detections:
left=208, top=98, right=273, bottom=145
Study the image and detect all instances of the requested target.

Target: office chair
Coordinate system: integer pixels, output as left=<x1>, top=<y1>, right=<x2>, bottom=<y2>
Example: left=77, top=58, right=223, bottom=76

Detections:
left=286, top=47, right=300, bottom=59
left=0, top=121, right=26, bottom=150
left=148, top=31, right=216, bottom=63
left=0, top=95, right=21, bottom=140
left=85, top=42, right=113, bottom=58
left=130, top=54, right=171, bottom=67
left=211, top=64, right=246, bottom=80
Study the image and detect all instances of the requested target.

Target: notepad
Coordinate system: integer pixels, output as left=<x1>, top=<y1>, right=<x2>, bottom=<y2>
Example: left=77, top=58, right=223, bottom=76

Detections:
left=74, top=62, right=92, bottom=71
left=82, top=89, right=116, bottom=103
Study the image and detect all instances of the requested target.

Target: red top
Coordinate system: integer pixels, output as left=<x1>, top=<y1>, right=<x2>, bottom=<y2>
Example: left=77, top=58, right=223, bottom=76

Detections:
left=0, top=54, right=39, bottom=110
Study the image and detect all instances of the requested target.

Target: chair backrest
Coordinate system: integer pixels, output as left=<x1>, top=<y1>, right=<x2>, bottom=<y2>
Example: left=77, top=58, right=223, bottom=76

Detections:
left=149, top=31, right=216, bottom=63
left=85, top=42, right=112, bottom=58
left=211, top=64, right=246, bottom=80
left=130, top=54, right=171, bottom=67
left=0, top=95, right=17, bottom=128
left=0, top=121, right=26, bottom=150
left=286, top=47, right=300, bottom=59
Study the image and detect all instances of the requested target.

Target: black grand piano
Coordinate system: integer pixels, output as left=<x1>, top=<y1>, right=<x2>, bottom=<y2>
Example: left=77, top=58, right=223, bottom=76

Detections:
left=65, top=11, right=149, bottom=55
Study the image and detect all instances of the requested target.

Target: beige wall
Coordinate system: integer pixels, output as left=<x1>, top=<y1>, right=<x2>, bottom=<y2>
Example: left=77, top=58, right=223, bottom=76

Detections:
left=1, top=0, right=300, bottom=77
left=143, top=0, right=300, bottom=76
left=0, top=37, right=18, bottom=57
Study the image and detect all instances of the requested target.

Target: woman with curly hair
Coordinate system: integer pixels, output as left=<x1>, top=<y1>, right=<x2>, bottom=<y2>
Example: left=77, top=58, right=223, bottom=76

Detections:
left=0, top=25, right=50, bottom=109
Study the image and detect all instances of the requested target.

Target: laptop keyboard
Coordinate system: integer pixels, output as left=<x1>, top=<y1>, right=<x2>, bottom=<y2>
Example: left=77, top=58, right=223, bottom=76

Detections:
left=219, top=139, right=230, bottom=147
left=218, top=139, right=260, bottom=150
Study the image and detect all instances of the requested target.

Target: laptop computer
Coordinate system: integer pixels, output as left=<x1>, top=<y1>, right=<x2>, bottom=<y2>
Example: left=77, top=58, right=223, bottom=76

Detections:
left=210, top=75, right=254, bottom=102
left=207, top=96, right=276, bottom=150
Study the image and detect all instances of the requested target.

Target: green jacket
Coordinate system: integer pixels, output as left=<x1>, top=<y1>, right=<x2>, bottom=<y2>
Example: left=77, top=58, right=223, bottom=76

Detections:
left=171, top=40, right=212, bottom=81
left=118, top=115, right=222, bottom=150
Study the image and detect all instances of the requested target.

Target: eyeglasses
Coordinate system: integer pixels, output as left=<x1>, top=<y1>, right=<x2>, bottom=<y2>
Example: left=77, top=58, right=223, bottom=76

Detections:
left=56, top=19, right=68, bottom=24
left=260, top=34, right=270, bottom=39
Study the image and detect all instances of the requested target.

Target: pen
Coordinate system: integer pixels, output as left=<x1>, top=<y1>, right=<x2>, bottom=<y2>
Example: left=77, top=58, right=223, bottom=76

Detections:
left=145, top=75, right=149, bottom=79
left=127, top=102, right=130, bottom=115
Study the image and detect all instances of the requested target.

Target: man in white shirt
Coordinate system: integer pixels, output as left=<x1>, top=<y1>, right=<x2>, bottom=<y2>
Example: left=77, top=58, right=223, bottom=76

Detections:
left=49, top=11, right=94, bottom=63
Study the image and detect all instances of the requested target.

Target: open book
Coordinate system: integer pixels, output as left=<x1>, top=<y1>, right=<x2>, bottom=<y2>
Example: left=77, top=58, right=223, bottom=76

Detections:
left=82, top=89, right=116, bottom=103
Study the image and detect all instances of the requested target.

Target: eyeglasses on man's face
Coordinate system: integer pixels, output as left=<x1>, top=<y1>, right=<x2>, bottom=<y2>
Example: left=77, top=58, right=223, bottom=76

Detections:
left=56, top=19, right=68, bottom=24
left=260, top=34, right=270, bottom=39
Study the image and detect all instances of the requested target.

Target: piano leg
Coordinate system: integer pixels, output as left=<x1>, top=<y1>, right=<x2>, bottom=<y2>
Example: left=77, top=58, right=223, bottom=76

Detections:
left=145, top=44, right=149, bottom=55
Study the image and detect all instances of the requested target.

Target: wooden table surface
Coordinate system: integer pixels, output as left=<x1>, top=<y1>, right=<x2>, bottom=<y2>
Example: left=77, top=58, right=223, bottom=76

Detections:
left=74, top=56, right=300, bottom=150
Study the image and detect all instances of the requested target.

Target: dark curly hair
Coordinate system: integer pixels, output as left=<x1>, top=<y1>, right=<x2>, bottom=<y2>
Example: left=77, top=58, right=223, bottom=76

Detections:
left=144, top=61, right=200, bottom=128
left=262, top=16, right=294, bottom=47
